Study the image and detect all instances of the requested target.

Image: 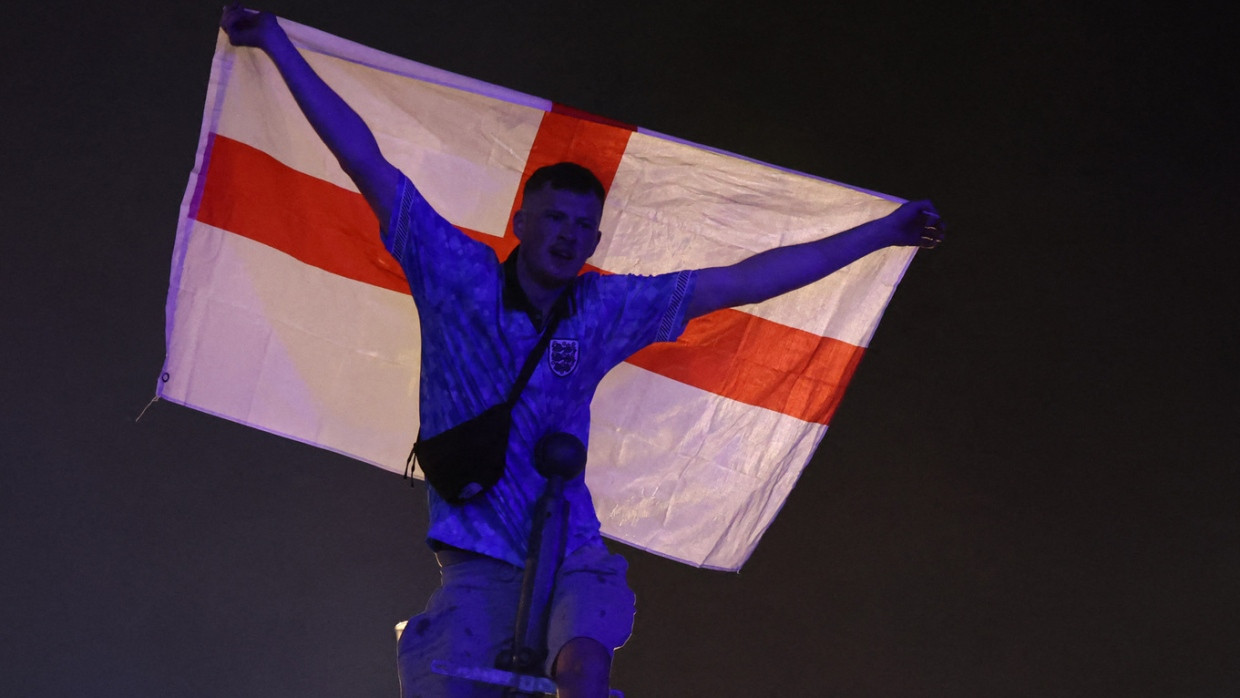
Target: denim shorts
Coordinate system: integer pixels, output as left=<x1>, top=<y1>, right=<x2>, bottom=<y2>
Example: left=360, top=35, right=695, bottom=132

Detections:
left=396, top=542, right=636, bottom=697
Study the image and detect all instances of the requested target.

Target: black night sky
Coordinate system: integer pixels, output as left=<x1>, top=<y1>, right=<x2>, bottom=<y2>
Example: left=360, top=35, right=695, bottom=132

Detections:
left=2, top=2, right=1236, bottom=696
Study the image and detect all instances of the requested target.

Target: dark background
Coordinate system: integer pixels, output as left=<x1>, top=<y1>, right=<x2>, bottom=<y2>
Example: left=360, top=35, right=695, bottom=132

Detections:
left=3, top=1, right=1236, bottom=696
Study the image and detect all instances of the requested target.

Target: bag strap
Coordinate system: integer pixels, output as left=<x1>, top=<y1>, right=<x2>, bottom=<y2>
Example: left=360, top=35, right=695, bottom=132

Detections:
left=404, top=293, right=569, bottom=483
left=504, top=299, right=567, bottom=406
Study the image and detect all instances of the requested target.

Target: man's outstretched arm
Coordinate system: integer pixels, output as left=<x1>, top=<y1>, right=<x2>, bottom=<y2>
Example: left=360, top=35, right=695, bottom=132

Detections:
left=220, top=5, right=400, bottom=226
left=685, top=200, right=943, bottom=319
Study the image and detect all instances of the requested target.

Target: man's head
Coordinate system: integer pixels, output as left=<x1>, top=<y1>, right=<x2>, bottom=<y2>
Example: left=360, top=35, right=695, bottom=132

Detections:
left=513, top=162, right=606, bottom=293
left=521, top=162, right=606, bottom=206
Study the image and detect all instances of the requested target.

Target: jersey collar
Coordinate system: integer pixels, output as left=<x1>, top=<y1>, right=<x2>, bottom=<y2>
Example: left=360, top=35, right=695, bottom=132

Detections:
left=502, top=246, right=578, bottom=330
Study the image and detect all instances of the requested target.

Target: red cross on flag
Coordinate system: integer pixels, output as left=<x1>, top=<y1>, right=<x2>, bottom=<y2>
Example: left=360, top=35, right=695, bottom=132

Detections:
left=161, top=16, right=917, bottom=570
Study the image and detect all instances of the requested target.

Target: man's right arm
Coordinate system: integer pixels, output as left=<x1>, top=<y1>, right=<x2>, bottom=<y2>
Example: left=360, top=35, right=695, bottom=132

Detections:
left=220, top=5, right=400, bottom=226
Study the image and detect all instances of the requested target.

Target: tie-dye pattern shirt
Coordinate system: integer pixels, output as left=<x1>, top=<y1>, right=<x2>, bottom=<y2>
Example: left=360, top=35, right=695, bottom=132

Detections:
left=383, top=174, right=696, bottom=567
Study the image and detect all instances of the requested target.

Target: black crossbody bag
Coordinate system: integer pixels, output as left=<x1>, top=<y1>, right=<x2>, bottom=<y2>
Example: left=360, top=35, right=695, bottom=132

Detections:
left=406, top=309, right=565, bottom=504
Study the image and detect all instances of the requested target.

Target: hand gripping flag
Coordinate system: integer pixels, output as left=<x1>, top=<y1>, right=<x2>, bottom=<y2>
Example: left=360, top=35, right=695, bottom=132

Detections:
left=161, top=16, right=916, bottom=570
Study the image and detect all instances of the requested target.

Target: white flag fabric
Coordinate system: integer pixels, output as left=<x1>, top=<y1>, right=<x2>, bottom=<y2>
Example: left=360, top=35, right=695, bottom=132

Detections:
left=161, top=17, right=916, bottom=570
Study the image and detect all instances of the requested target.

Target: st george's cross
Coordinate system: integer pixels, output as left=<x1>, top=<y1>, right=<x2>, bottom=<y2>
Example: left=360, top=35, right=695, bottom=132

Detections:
left=159, top=15, right=917, bottom=571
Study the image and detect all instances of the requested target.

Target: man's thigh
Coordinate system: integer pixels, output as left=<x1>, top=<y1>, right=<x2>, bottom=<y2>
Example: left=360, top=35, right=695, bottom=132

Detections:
left=546, top=543, right=637, bottom=677
left=397, top=557, right=522, bottom=698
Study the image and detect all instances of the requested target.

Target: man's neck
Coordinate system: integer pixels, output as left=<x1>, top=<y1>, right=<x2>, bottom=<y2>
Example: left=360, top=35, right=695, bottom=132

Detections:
left=502, top=249, right=571, bottom=330
left=516, top=263, right=566, bottom=318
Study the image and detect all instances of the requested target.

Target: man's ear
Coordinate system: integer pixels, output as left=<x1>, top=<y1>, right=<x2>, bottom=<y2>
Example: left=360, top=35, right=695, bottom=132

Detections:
left=512, top=209, right=526, bottom=241
left=588, top=228, right=601, bottom=256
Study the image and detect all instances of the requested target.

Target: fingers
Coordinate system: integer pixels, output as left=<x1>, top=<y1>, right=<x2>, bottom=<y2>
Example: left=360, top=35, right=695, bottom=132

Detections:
left=890, top=199, right=945, bottom=249
left=220, top=2, right=243, bottom=26
left=917, top=207, right=946, bottom=250
left=220, top=3, right=245, bottom=33
left=219, top=5, right=273, bottom=47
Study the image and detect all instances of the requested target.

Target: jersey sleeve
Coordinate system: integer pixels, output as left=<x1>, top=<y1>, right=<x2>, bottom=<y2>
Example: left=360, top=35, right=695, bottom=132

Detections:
left=379, top=173, right=499, bottom=304
left=589, top=268, right=697, bottom=364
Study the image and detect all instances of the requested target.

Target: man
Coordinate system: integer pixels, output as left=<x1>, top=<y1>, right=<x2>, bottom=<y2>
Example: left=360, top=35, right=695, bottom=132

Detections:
left=220, top=7, right=942, bottom=697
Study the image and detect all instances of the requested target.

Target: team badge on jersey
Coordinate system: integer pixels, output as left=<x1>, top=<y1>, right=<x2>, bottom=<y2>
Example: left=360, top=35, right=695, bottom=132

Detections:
left=548, top=339, right=579, bottom=377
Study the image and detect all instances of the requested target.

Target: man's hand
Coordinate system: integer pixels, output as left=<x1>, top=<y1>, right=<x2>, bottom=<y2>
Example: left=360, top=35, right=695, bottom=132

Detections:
left=885, top=199, right=946, bottom=249
left=220, top=4, right=280, bottom=50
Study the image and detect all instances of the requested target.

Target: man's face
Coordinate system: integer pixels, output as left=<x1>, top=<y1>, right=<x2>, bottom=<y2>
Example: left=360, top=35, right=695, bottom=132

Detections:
left=513, top=184, right=603, bottom=289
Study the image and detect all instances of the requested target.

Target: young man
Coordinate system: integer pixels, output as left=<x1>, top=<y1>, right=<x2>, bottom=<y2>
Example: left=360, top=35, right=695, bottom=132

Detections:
left=220, top=7, right=942, bottom=697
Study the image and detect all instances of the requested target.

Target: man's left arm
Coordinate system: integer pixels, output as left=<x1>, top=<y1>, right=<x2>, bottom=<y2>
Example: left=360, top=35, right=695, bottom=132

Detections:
left=684, top=199, right=943, bottom=319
